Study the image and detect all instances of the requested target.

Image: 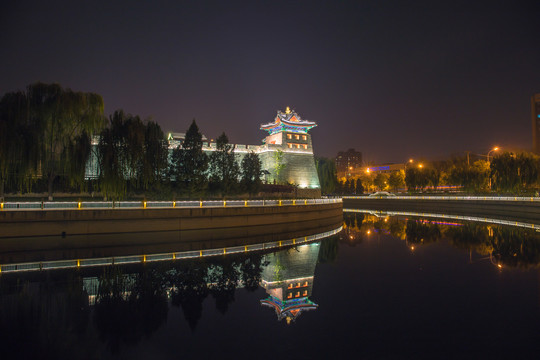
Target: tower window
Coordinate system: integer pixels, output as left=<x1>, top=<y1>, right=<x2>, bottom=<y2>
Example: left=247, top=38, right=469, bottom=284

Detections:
left=295, top=134, right=300, bottom=140
left=302, top=135, right=307, bottom=141
left=288, top=143, right=292, bottom=148
left=287, top=134, right=292, bottom=139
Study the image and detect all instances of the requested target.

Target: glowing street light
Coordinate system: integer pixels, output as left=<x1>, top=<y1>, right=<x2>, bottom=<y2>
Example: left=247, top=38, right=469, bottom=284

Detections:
left=487, top=146, right=500, bottom=162
left=365, top=168, right=371, bottom=174
left=418, top=163, right=423, bottom=169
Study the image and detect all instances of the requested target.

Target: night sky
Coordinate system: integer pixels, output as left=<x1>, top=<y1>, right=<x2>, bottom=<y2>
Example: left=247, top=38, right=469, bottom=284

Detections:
left=1, top=0, right=539, bottom=163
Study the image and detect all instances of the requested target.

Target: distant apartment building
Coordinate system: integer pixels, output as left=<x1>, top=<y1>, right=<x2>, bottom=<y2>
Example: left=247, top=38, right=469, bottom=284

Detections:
left=336, top=149, right=363, bottom=178
left=532, top=94, right=540, bottom=154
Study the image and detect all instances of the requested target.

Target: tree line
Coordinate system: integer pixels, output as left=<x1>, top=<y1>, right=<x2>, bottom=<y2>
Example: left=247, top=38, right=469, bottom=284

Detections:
left=0, top=83, right=263, bottom=200
left=316, top=151, right=540, bottom=195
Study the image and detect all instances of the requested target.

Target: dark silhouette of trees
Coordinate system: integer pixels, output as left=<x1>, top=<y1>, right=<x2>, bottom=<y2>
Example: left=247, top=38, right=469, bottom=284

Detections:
left=98, top=110, right=168, bottom=199
left=139, top=120, right=169, bottom=191
left=388, top=170, right=405, bottom=191
left=0, top=83, right=105, bottom=200
left=490, top=152, right=540, bottom=192
left=315, top=157, right=338, bottom=194
left=170, top=119, right=209, bottom=197
left=240, top=151, right=262, bottom=197
left=209, top=133, right=239, bottom=197
left=0, top=91, right=38, bottom=199
left=29, top=83, right=105, bottom=200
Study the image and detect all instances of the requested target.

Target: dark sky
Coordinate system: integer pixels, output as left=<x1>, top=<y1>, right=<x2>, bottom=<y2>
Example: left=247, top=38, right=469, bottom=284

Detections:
left=1, top=0, right=539, bottom=163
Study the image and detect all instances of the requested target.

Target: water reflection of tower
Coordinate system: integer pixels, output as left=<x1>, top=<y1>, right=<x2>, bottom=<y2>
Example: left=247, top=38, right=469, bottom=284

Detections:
left=260, top=242, right=320, bottom=324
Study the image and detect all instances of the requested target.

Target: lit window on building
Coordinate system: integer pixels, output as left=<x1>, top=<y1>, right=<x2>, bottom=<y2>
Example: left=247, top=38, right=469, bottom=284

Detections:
left=303, top=281, right=308, bottom=287
left=302, top=144, right=307, bottom=149
left=303, top=290, right=308, bottom=296
left=295, top=134, right=300, bottom=140
left=288, top=284, right=293, bottom=289
left=295, top=291, right=300, bottom=298
left=288, top=143, right=292, bottom=148
left=287, top=293, right=292, bottom=299
left=296, top=144, right=300, bottom=149
left=287, top=134, right=292, bottom=139
left=302, top=135, right=307, bottom=141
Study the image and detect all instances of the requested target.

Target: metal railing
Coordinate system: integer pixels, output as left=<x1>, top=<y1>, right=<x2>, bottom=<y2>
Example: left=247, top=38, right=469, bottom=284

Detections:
left=0, top=226, right=343, bottom=274
left=0, top=197, right=341, bottom=211
left=343, top=195, right=540, bottom=202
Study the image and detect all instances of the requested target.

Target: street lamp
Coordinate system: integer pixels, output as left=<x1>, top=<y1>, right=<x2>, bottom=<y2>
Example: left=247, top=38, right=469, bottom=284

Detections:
left=487, top=147, right=499, bottom=162
left=486, top=147, right=499, bottom=191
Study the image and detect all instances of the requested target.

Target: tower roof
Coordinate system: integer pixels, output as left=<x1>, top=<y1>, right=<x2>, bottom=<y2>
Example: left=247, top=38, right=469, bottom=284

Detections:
left=260, top=295, right=318, bottom=323
left=260, top=107, right=317, bottom=135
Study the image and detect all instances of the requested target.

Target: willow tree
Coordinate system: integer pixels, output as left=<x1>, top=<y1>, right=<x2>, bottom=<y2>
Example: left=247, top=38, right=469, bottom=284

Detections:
left=139, top=120, right=169, bottom=190
left=27, top=83, right=105, bottom=200
left=0, top=91, right=40, bottom=199
left=98, top=111, right=126, bottom=199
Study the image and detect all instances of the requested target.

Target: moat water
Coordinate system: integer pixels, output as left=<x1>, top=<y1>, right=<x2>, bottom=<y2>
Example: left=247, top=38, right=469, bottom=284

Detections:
left=1, top=211, right=540, bottom=359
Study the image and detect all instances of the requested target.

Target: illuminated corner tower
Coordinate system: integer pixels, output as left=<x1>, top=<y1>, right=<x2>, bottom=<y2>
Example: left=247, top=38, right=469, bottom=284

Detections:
left=260, top=242, right=320, bottom=324
left=532, top=94, right=540, bottom=154
left=260, top=107, right=320, bottom=190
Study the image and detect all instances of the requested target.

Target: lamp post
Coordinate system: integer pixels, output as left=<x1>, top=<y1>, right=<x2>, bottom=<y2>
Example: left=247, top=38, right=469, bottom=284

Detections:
left=487, top=147, right=499, bottom=163
left=486, top=147, right=499, bottom=191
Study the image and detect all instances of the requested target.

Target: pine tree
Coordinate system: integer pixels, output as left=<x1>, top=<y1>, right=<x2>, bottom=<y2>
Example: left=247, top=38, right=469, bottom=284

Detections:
left=241, top=151, right=262, bottom=197
left=209, top=132, right=239, bottom=197
left=170, top=119, right=208, bottom=197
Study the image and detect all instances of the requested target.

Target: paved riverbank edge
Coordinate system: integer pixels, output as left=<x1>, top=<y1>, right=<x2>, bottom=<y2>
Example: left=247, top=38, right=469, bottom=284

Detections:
left=0, top=202, right=343, bottom=238
left=343, top=197, right=540, bottom=224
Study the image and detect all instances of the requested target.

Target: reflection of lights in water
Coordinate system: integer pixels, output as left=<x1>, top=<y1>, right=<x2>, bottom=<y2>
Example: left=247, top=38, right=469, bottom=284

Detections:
left=0, top=226, right=339, bottom=274
left=344, top=209, right=540, bottom=231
